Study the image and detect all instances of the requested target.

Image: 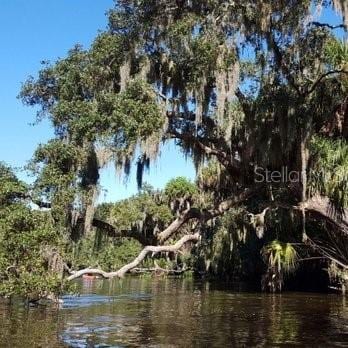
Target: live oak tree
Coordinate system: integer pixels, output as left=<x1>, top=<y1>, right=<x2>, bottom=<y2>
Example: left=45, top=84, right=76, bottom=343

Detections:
left=19, top=1, right=348, bottom=291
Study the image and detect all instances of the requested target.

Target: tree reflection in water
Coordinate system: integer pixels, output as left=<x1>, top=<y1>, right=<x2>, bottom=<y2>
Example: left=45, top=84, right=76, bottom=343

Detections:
left=0, top=278, right=347, bottom=347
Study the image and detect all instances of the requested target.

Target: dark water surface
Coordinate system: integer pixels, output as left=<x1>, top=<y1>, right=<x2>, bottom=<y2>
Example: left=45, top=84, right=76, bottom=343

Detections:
left=0, top=277, right=347, bottom=347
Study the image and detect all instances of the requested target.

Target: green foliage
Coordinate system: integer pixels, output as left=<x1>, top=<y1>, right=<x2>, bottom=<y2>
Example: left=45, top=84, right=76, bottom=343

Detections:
left=261, top=241, right=298, bottom=275
left=196, top=161, right=234, bottom=201
left=100, top=78, right=164, bottom=142
left=0, top=162, right=27, bottom=205
left=108, top=186, right=172, bottom=231
left=30, top=140, right=80, bottom=184
left=20, top=39, right=163, bottom=145
left=164, top=177, right=197, bottom=201
left=197, top=224, right=238, bottom=277
left=69, top=237, right=142, bottom=272
left=0, top=165, right=66, bottom=300
left=309, top=136, right=348, bottom=213
left=20, top=30, right=165, bottom=233
left=192, top=208, right=260, bottom=280
left=28, top=140, right=81, bottom=223
left=166, top=13, right=199, bottom=37
left=185, top=36, right=220, bottom=87
left=325, top=39, right=348, bottom=69
left=260, top=240, right=299, bottom=292
left=15, top=0, right=348, bottom=294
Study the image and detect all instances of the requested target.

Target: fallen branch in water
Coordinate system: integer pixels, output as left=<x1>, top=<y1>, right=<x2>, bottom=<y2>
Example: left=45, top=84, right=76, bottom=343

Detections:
left=67, top=233, right=200, bottom=281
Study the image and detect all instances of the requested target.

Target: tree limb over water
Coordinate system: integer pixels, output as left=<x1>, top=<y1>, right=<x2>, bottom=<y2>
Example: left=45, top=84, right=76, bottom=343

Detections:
left=67, top=233, right=200, bottom=280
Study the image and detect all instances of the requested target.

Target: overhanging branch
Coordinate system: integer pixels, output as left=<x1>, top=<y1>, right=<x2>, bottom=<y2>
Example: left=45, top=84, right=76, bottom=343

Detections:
left=306, top=70, right=348, bottom=95
left=167, top=130, right=241, bottom=177
left=67, top=233, right=200, bottom=280
left=264, top=196, right=348, bottom=236
left=157, top=188, right=254, bottom=242
left=310, top=22, right=346, bottom=30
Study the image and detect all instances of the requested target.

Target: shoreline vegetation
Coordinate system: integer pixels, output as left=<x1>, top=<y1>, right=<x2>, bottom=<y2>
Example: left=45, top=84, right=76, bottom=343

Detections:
left=1, top=1, right=348, bottom=303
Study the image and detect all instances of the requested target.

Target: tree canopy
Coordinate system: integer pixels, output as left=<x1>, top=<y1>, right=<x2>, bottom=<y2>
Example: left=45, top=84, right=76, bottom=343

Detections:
left=2, top=0, right=347, bottom=297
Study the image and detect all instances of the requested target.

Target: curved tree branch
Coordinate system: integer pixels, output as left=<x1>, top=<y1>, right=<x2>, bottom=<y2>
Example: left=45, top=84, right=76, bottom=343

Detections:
left=67, top=233, right=200, bottom=280
left=305, top=196, right=348, bottom=235
left=264, top=195, right=348, bottom=236
left=26, top=194, right=157, bottom=245
left=167, top=130, right=241, bottom=177
left=310, top=22, right=346, bottom=30
left=306, top=70, right=348, bottom=95
left=157, top=207, right=201, bottom=243
left=157, top=188, right=254, bottom=242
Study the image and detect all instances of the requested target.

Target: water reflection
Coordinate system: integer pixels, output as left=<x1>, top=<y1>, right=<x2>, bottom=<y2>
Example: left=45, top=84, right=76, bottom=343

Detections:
left=0, top=277, right=347, bottom=347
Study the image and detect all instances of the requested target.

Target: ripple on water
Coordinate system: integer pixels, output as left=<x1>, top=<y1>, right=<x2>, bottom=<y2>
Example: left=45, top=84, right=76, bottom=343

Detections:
left=61, top=292, right=152, bottom=309
left=59, top=312, right=143, bottom=348
left=1, top=278, right=348, bottom=347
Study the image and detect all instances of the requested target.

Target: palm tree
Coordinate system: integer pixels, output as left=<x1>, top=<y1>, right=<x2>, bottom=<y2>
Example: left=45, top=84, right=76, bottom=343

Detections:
left=261, top=241, right=299, bottom=292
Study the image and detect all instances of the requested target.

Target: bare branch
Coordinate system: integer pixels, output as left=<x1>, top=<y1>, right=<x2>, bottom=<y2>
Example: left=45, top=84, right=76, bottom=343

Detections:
left=67, top=233, right=200, bottom=280
left=157, top=207, right=200, bottom=242
left=310, top=22, right=346, bottom=30
left=129, top=266, right=188, bottom=275
left=67, top=268, right=117, bottom=280
left=306, top=70, right=348, bottom=95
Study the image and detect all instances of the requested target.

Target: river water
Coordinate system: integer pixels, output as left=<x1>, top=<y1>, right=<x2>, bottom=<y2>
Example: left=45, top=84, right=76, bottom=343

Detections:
left=0, top=277, right=347, bottom=347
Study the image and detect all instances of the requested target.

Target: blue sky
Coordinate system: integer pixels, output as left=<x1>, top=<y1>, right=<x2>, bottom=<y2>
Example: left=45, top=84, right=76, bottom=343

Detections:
left=0, top=0, right=195, bottom=202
